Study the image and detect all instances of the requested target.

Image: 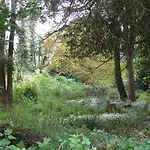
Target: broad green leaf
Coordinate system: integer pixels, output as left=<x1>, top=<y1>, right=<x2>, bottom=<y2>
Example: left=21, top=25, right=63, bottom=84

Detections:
left=5, top=129, right=12, bottom=136
left=8, top=135, right=16, bottom=140
left=0, top=138, right=10, bottom=146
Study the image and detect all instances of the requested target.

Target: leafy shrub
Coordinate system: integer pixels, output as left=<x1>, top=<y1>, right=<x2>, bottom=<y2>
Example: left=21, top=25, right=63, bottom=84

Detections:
left=13, top=72, right=88, bottom=115
left=12, top=72, right=92, bottom=122
left=13, top=72, right=86, bottom=103
left=0, top=128, right=23, bottom=150
left=138, top=91, right=150, bottom=102
left=13, top=81, right=37, bottom=103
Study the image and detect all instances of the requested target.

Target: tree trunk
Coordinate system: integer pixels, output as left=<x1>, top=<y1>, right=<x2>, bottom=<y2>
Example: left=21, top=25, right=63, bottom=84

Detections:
left=7, top=0, right=16, bottom=107
left=126, top=45, right=136, bottom=102
left=0, top=32, right=6, bottom=108
left=114, top=46, right=128, bottom=101
left=123, top=3, right=136, bottom=103
left=7, top=30, right=14, bottom=108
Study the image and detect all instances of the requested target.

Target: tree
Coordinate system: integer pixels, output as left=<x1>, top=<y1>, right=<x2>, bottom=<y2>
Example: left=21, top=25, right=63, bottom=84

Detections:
left=111, top=0, right=150, bottom=102
left=0, top=31, right=6, bottom=106
left=6, top=0, right=17, bottom=107
left=28, top=16, right=38, bottom=71
left=0, top=0, right=46, bottom=108
left=135, top=41, right=150, bottom=91
left=44, top=0, right=150, bottom=102
left=15, top=20, right=28, bottom=80
left=46, top=0, right=128, bottom=100
left=114, top=41, right=127, bottom=100
left=0, top=0, right=9, bottom=107
left=43, top=34, right=115, bottom=85
left=134, top=0, right=150, bottom=91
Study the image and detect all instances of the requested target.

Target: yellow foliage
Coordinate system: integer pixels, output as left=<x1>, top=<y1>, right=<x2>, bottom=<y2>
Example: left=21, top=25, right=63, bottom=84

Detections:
left=42, top=35, right=115, bottom=86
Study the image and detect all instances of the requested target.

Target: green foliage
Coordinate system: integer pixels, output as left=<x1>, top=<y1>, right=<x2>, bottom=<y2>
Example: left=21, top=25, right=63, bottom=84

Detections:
left=138, top=91, right=150, bottom=102
left=0, top=2, right=9, bottom=32
left=0, top=112, right=9, bottom=121
left=12, top=72, right=150, bottom=136
left=61, top=100, right=150, bottom=135
left=51, top=129, right=150, bottom=150
left=13, top=81, right=37, bottom=103
left=135, top=41, right=150, bottom=91
left=67, top=134, right=91, bottom=150
left=13, top=72, right=90, bottom=117
left=0, top=127, right=149, bottom=150
left=0, top=128, right=21, bottom=150
left=63, top=113, right=136, bottom=132
left=37, top=73, right=86, bottom=100
left=36, top=138, right=51, bottom=149
left=13, top=72, right=86, bottom=102
left=8, top=71, right=150, bottom=150
left=11, top=72, right=91, bottom=134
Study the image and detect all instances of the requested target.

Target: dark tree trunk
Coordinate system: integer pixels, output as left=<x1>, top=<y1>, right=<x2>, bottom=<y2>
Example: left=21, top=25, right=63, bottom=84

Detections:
left=126, top=44, right=136, bottom=102
left=114, top=44, right=128, bottom=101
left=0, top=32, right=7, bottom=108
left=124, top=4, right=136, bottom=103
left=7, top=23, right=15, bottom=108
left=7, top=0, right=16, bottom=107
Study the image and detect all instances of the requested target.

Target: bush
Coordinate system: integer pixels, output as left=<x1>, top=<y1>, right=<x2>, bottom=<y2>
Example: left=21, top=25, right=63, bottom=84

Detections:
left=13, top=81, right=37, bottom=103
left=13, top=72, right=87, bottom=103
left=138, top=91, right=150, bottom=102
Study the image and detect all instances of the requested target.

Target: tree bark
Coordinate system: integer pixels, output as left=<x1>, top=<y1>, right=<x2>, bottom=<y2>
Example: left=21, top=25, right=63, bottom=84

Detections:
left=7, top=0, right=16, bottom=107
left=0, top=32, right=6, bottom=108
left=114, top=45, right=128, bottom=101
left=123, top=2, right=136, bottom=103
left=126, top=44, right=136, bottom=102
left=7, top=28, right=14, bottom=108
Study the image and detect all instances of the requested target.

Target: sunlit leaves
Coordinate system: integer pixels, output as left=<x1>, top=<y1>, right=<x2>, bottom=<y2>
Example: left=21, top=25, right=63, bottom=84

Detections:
left=0, top=2, right=9, bottom=32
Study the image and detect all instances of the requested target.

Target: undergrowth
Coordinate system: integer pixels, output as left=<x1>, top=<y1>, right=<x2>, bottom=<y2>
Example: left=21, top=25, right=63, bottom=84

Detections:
left=0, top=72, right=149, bottom=149
left=0, top=127, right=150, bottom=150
left=13, top=72, right=87, bottom=102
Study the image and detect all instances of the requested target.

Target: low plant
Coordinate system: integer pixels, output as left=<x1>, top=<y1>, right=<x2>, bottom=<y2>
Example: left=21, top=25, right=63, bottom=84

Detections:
left=138, top=91, right=150, bottom=102
left=13, top=72, right=87, bottom=103
left=0, top=122, right=149, bottom=150
left=62, top=108, right=149, bottom=136
left=0, top=128, right=25, bottom=150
